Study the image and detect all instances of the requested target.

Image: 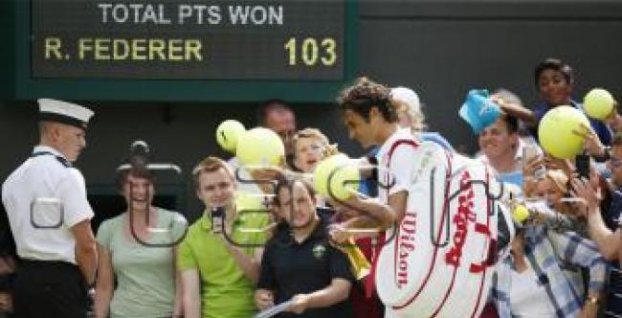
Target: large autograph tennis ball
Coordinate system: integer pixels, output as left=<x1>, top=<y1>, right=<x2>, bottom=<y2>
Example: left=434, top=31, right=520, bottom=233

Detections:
left=314, top=154, right=360, bottom=200
left=584, top=88, right=615, bottom=120
left=236, top=127, right=284, bottom=167
left=538, top=106, right=590, bottom=159
left=216, top=120, right=246, bottom=153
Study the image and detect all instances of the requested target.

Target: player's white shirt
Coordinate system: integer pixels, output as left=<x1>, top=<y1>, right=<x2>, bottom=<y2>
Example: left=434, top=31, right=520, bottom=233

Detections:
left=2, top=145, right=94, bottom=264
left=375, top=127, right=419, bottom=205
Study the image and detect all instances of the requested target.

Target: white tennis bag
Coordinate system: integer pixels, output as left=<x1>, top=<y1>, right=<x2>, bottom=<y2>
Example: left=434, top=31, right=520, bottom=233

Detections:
left=375, top=142, right=506, bottom=318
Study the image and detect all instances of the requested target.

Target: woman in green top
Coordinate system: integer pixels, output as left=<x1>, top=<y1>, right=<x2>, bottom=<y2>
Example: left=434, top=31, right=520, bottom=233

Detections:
left=94, top=165, right=186, bottom=318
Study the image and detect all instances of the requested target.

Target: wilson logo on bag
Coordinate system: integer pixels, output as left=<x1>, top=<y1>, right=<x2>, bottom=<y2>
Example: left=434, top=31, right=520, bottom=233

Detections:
left=375, top=141, right=501, bottom=318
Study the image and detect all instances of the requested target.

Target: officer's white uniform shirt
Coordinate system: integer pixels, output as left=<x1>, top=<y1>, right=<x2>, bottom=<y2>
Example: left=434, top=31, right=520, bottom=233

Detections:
left=375, top=127, right=419, bottom=205
left=2, top=145, right=94, bottom=264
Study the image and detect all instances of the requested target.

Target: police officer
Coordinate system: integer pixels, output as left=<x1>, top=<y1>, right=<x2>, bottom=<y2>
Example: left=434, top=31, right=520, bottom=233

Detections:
left=2, top=98, right=98, bottom=318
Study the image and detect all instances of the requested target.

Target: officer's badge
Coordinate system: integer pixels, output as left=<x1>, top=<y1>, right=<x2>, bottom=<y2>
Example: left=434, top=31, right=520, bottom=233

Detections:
left=312, top=244, right=327, bottom=259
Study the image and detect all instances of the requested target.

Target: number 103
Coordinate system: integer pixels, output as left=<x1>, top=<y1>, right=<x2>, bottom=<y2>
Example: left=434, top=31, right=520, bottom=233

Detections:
left=284, top=37, right=337, bottom=66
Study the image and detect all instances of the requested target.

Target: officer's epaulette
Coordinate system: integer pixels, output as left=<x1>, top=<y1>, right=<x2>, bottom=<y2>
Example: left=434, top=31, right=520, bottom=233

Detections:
left=31, top=151, right=72, bottom=168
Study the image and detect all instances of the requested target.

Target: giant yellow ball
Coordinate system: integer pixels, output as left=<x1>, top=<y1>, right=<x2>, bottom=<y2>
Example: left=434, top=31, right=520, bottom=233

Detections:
left=584, top=88, right=615, bottom=120
left=538, top=106, right=590, bottom=159
left=236, top=127, right=284, bottom=167
left=314, top=154, right=360, bottom=201
left=216, top=120, right=246, bottom=153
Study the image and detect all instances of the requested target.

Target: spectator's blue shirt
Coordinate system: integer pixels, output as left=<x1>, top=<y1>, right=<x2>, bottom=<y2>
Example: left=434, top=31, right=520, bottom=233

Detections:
left=419, top=132, right=454, bottom=152
left=497, top=171, right=523, bottom=188
left=534, top=100, right=612, bottom=145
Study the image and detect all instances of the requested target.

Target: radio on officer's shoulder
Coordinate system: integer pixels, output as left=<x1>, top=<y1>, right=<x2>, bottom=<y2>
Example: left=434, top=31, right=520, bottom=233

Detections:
left=211, top=207, right=225, bottom=234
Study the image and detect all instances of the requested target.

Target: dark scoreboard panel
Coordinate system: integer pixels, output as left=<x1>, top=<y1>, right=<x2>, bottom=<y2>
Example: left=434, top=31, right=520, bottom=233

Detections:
left=8, top=0, right=357, bottom=101
left=33, top=0, right=345, bottom=80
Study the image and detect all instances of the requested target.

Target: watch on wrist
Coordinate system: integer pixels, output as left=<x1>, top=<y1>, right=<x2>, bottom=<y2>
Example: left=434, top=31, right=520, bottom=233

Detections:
left=585, top=295, right=599, bottom=305
left=595, top=146, right=611, bottom=162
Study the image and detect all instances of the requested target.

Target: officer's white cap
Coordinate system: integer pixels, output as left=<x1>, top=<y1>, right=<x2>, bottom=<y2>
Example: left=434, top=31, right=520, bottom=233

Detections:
left=391, top=87, right=421, bottom=113
left=38, top=98, right=94, bottom=129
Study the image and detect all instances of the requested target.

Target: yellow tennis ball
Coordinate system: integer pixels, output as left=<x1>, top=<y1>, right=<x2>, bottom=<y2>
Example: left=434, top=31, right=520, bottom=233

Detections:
left=584, top=88, right=615, bottom=120
left=236, top=127, right=284, bottom=166
left=216, top=120, right=246, bottom=153
left=314, top=154, right=348, bottom=196
left=314, top=154, right=360, bottom=201
left=512, top=204, right=530, bottom=224
left=538, top=106, right=590, bottom=159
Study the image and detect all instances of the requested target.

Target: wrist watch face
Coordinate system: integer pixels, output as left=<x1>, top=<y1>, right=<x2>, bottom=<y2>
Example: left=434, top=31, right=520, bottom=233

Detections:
left=586, top=296, right=599, bottom=305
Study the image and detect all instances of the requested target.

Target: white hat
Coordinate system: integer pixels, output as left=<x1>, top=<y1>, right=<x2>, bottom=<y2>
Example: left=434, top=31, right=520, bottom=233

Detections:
left=391, top=86, right=421, bottom=113
left=38, top=98, right=94, bottom=129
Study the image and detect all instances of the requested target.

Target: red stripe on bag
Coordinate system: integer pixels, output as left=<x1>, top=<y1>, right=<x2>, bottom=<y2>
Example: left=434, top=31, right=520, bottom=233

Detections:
left=367, top=138, right=419, bottom=299
left=393, top=149, right=453, bottom=310
left=429, top=169, right=475, bottom=317
left=468, top=169, right=494, bottom=318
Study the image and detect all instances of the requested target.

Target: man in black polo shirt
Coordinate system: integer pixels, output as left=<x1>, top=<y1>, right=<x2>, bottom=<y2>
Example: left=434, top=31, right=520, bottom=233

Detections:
left=256, top=179, right=354, bottom=318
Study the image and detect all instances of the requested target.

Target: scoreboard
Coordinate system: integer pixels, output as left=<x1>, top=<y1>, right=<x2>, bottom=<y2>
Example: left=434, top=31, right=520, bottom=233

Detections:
left=7, top=0, right=357, bottom=102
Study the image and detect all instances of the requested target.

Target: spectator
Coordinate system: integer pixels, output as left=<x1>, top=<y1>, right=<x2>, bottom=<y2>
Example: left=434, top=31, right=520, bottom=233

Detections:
left=574, top=136, right=622, bottom=316
left=391, top=86, right=454, bottom=151
left=94, top=163, right=186, bottom=318
left=603, top=102, right=622, bottom=134
left=491, top=222, right=606, bottom=318
left=499, top=58, right=612, bottom=145
left=256, top=178, right=354, bottom=317
left=477, top=113, right=535, bottom=187
left=292, top=128, right=336, bottom=173
left=534, top=169, right=582, bottom=219
left=178, top=157, right=268, bottom=318
left=257, top=99, right=297, bottom=167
